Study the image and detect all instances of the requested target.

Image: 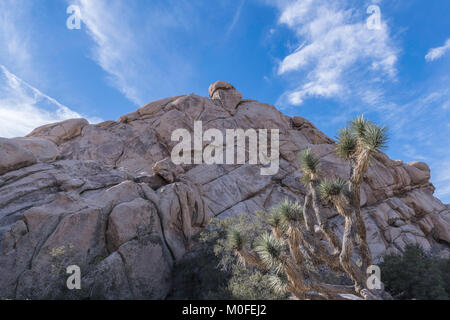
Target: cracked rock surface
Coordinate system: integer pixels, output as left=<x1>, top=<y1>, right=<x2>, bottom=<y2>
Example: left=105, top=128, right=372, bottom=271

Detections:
left=0, top=81, right=448, bottom=299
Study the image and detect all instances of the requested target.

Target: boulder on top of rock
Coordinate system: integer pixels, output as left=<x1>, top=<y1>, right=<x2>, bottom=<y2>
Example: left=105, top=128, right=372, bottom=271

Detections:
left=408, top=161, right=430, bottom=172
left=404, top=162, right=431, bottom=185
left=208, top=81, right=242, bottom=115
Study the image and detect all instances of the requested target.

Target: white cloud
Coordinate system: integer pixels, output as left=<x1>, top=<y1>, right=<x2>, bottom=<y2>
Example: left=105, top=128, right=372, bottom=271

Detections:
left=0, top=65, right=99, bottom=138
left=225, top=0, right=246, bottom=39
left=0, top=0, right=33, bottom=75
left=72, top=0, right=195, bottom=106
left=378, top=86, right=450, bottom=203
left=425, top=38, right=450, bottom=62
left=72, top=0, right=143, bottom=105
left=273, top=0, right=398, bottom=106
left=0, top=2, right=101, bottom=138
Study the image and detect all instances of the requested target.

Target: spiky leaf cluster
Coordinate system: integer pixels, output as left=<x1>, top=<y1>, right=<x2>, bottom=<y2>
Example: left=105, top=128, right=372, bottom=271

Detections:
left=351, top=114, right=371, bottom=139
left=336, top=115, right=389, bottom=161
left=336, top=127, right=357, bottom=160
left=228, top=228, right=246, bottom=251
left=318, top=177, right=348, bottom=202
left=267, top=208, right=285, bottom=230
left=254, top=233, right=285, bottom=274
left=360, top=122, right=388, bottom=152
left=298, top=148, right=319, bottom=177
left=269, top=198, right=303, bottom=227
left=268, top=273, right=289, bottom=295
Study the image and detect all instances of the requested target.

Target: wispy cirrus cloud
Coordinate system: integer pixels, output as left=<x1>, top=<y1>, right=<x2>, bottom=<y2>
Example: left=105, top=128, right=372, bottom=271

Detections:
left=378, top=86, right=450, bottom=202
left=72, top=0, right=143, bottom=105
left=225, top=0, right=246, bottom=39
left=267, top=0, right=449, bottom=202
left=425, top=38, right=450, bottom=62
left=271, top=0, right=398, bottom=106
left=0, top=65, right=100, bottom=138
left=0, top=1, right=101, bottom=138
left=0, top=2, right=86, bottom=138
left=72, top=0, right=196, bottom=106
left=0, top=0, right=33, bottom=76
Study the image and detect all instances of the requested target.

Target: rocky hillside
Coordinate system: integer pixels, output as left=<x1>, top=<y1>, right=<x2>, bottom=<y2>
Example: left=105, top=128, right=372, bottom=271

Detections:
left=0, top=81, right=449, bottom=299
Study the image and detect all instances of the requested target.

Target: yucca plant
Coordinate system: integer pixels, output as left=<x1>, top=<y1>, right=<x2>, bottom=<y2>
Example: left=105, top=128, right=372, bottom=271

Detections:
left=298, top=148, right=320, bottom=182
left=276, top=198, right=303, bottom=223
left=319, top=177, right=348, bottom=202
left=254, top=233, right=285, bottom=274
left=267, top=208, right=285, bottom=231
left=335, top=127, right=357, bottom=161
left=351, top=114, right=371, bottom=139
left=340, top=116, right=388, bottom=177
left=228, top=115, right=390, bottom=300
left=268, top=273, right=289, bottom=295
left=228, top=228, right=246, bottom=251
left=360, top=122, right=388, bottom=153
left=339, top=116, right=388, bottom=270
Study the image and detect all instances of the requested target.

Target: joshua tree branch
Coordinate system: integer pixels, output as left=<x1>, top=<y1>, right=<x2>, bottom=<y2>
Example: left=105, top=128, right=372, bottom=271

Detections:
left=235, top=248, right=266, bottom=270
left=333, top=197, right=366, bottom=293
left=309, top=180, right=342, bottom=254
left=349, top=151, right=373, bottom=270
left=302, top=192, right=316, bottom=233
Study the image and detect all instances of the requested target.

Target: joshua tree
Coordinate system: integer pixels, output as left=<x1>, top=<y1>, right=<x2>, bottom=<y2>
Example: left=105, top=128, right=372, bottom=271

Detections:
left=228, top=115, right=389, bottom=300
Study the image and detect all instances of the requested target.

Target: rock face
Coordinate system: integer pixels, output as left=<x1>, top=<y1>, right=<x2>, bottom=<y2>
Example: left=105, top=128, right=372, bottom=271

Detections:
left=0, top=138, right=37, bottom=175
left=0, top=82, right=449, bottom=299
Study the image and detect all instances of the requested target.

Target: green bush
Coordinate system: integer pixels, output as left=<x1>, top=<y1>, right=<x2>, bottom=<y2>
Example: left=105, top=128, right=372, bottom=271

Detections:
left=169, top=213, right=289, bottom=300
left=380, top=245, right=450, bottom=300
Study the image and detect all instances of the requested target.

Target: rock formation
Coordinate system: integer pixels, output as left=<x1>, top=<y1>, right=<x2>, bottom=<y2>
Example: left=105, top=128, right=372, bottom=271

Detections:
left=0, top=81, right=449, bottom=299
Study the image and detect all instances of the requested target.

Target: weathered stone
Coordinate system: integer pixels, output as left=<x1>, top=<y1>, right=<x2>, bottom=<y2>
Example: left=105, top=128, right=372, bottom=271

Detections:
left=106, top=198, right=160, bottom=252
left=0, top=138, right=37, bottom=176
left=13, top=137, right=58, bottom=162
left=152, top=158, right=185, bottom=183
left=135, top=173, right=167, bottom=189
left=430, top=212, right=450, bottom=243
left=27, top=118, right=89, bottom=145
left=80, top=252, right=134, bottom=300
left=156, top=182, right=211, bottom=260
left=117, top=239, right=172, bottom=299
left=0, top=81, right=448, bottom=299
left=404, top=162, right=430, bottom=185
left=209, top=81, right=242, bottom=114
left=292, top=116, right=334, bottom=144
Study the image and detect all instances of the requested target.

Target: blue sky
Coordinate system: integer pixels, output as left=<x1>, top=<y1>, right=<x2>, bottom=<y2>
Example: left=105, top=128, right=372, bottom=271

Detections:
left=0, top=0, right=449, bottom=202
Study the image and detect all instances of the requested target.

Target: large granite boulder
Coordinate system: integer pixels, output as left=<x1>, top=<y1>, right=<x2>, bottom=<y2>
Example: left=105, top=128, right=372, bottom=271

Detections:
left=0, top=81, right=448, bottom=299
left=0, top=138, right=37, bottom=175
left=13, top=137, right=58, bottom=162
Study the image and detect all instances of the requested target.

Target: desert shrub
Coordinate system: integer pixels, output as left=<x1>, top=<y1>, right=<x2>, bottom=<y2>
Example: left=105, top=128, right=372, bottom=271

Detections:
left=380, top=245, right=450, bottom=300
left=169, top=213, right=289, bottom=300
